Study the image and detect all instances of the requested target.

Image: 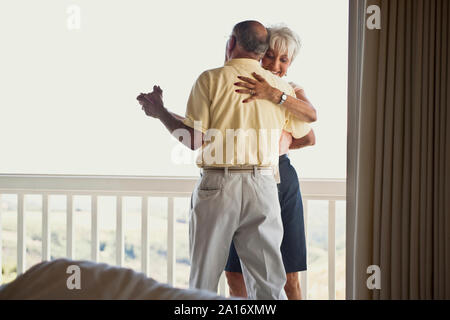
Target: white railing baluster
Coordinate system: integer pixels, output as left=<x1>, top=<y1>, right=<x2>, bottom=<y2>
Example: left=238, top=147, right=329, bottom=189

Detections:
left=66, top=195, right=74, bottom=259
left=301, top=199, right=308, bottom=300
left=167, top=197, right=175, bottom=285
left=328, top=200, right=336, bottom=300
left=17, top=193, right=25, bottom=275
left=91, top=195, right=99, bottom=262
left=42, top=194, right=50, bottom=261
left=116, top=196, right=124, bottom=267
left=0, top=194, right=3, bottom=283
left=225, top=279, right=230, bottom=297
left=141, top=196, right=149, bottom=276
left=218, top=272, right=226, bottom=296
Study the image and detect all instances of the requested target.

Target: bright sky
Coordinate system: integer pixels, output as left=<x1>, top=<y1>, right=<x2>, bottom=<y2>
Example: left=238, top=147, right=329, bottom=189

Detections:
left=0, top=0, right=348, bottom=178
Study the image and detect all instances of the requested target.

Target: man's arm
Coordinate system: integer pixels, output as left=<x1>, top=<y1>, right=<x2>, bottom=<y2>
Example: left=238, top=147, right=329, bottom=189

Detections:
left=156, top=108, right=204, bottom=151
left=170, top=112, right=186, bottom=121
left=290, top=129, right=316, bottom=150
left=137, top=87, right=204, bottom=150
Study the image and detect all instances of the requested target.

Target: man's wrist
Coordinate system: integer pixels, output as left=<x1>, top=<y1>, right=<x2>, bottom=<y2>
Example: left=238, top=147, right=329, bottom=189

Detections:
left=156, top=105, right=169, bottom=119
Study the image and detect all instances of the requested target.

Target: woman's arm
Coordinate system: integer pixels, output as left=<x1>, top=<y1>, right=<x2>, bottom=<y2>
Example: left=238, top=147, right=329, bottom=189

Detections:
left=290, top=129, right=316, bottom=150
left=269, top=85, right=317, bottom=123
left=288, top=86, right=316, bottom=149
left=234, top=73, right=317, bottom=123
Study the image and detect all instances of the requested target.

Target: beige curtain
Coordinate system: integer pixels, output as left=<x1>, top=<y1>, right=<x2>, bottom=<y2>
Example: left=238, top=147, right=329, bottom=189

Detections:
left=347, top=0, right=450, bottom=299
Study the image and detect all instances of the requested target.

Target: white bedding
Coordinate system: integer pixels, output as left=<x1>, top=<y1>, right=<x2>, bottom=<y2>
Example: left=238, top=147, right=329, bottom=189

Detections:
left=0, top=259, right=228, bottom=300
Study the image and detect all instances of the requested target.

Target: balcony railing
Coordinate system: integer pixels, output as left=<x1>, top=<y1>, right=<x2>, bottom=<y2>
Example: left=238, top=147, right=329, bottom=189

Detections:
left=0, top=174, right=345, bottom=299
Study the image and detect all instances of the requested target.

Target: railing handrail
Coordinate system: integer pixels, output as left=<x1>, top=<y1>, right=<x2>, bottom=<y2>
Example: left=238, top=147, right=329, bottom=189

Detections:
left=0, top=174, right=346, bottom=198
left=0, top=174, right=197, bottom=195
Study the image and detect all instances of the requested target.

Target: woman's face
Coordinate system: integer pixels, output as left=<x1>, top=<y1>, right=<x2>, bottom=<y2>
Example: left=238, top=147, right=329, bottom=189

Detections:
left=261, top=48, right=291, bottom=78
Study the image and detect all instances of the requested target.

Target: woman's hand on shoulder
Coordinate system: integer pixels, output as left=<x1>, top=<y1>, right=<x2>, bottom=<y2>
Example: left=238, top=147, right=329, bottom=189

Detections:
left=234, top=72, right=280, bottom=104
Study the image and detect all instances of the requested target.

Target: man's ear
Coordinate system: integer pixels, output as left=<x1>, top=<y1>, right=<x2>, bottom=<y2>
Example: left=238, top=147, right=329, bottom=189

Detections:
left=229, top=35, right=236, bottom=49
left=226, top=35, right=236, bottom=59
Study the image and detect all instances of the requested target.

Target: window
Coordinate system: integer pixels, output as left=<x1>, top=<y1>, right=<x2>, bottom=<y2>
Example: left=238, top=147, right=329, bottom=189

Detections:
left=0, top=0, right=347, bottom=179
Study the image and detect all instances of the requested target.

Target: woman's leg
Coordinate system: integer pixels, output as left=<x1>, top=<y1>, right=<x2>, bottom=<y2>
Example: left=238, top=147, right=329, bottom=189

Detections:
left=225, top=271, right=302, bottom=300
left=225, top=271, right=303, bottom=300
left=225, top=271, right=247, bottom=298
left=225, top=241, right=247, bottom=297
left=278, top=155, right=307, bottom=300
left=285, top=272, right=302, bottom=300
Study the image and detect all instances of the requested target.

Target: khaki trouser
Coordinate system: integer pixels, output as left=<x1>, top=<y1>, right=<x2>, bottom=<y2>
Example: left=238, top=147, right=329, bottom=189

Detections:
left=189, top=167, right=287, bottom=300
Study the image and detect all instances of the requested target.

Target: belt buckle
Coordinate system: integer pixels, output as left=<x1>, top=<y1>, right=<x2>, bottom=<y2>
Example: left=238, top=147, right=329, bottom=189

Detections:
left=260, top=168, right=273, bottom=176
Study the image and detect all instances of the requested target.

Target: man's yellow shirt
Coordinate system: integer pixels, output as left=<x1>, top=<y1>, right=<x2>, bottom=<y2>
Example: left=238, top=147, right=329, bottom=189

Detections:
left=183, top=58, right=311, bottom=167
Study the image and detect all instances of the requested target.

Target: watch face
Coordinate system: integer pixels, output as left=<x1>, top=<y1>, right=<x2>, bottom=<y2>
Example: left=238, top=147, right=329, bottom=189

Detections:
left=279, top=93, right=287, bottom=105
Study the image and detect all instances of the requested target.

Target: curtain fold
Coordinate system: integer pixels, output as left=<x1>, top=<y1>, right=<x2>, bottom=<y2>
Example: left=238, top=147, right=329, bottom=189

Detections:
left=347, top=0, right=450, bottom=299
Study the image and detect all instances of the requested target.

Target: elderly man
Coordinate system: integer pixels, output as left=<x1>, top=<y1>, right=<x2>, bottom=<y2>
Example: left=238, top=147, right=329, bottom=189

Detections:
left=138, top=20, right=310, bottom=300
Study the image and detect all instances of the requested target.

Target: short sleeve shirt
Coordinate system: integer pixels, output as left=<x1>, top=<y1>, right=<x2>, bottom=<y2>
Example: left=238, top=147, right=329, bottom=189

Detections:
left=183, top=58, right=311, bottom=167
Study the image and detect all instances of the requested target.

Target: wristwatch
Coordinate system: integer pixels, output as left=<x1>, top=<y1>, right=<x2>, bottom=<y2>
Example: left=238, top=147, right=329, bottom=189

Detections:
left=278, top=92, right=287, bottom=105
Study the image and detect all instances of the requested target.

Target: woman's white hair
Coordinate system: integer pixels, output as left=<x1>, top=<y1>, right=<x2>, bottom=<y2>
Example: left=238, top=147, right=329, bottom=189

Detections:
left=267, top=25, right=302, bottom=63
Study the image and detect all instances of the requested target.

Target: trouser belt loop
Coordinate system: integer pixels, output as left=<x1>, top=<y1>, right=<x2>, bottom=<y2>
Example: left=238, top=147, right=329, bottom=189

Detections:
left=253, top=166, right=258, bottom=177
left=224, top=167, right=229, bottom=177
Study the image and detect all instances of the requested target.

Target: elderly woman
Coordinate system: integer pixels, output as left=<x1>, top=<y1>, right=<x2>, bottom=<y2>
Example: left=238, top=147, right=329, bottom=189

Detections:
left=224, top=25, right=316, bottom=300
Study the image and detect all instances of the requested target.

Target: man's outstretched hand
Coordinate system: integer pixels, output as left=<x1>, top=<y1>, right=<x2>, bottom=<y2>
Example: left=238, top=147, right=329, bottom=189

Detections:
left=137, top=85, right=166, bottom=119
left=136, top=85, right=204, bottom=150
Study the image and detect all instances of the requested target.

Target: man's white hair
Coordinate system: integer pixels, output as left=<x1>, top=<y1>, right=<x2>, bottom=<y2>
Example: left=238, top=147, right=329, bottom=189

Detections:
left=267, top=25, right=302, bottom=63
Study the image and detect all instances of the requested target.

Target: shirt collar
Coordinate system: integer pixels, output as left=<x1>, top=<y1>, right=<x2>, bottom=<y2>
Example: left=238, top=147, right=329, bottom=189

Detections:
left=225, top=58, right=261, bottom=69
